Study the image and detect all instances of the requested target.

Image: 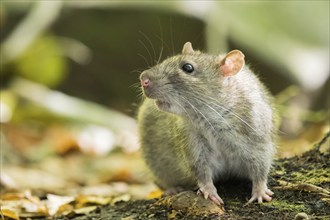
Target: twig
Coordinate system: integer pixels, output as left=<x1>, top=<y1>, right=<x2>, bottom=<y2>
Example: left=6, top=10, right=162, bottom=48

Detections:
left=274, top=180, right=330, bottom=195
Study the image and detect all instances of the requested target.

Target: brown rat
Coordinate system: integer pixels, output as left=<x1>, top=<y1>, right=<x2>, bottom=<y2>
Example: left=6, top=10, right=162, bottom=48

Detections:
left=137, top=42, right=276, bottom=205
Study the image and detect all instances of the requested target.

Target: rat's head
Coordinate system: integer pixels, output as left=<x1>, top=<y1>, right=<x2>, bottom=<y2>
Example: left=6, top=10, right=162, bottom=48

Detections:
left=139, top=42, right=245, bottom=115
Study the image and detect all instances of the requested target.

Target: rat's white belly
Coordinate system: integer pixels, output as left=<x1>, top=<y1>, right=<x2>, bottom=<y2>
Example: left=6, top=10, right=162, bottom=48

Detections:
left=207, top=134, right=251, bottom=180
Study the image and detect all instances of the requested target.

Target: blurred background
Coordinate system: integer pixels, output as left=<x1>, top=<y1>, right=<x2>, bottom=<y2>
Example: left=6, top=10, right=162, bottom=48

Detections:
left=0, top=1, right=329, bottom=215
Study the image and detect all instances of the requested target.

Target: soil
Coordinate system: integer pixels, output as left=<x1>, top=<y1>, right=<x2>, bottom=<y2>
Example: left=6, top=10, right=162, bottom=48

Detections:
left=55, top=132, right=330, bottom=220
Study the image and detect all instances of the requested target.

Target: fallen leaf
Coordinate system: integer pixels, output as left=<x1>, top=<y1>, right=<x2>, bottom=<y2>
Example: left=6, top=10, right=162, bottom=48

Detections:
left=148, top=189, right=163, bottom=199
left=22, top=200, right=46, bottom=214
left=1, top=208, right=19, bottom=220
left=73, top=206, right=98, bottom=215
left=76, top=195, right=111, bottom=206
left=110, top=169, right=135, bottom=183
left=57, top=203, right=74, bottom=216
left=46, top=194, right=75, bottom=216
left=111, top=194, right=131, bottom=205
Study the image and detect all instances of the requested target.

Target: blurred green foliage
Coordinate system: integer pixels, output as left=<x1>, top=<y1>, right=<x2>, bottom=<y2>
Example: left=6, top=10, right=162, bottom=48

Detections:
left=14, top=34, right=67, bottom=87
left=0, top=1, right=328, bottom=138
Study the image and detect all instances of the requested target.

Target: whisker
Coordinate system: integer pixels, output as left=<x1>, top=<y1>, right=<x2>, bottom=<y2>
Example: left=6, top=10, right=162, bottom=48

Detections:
left=200, top=101, right=231, bottom=128
left=129, top=82, right=141, bottom=89
left=138, top=39, right=152, bottom=67
left=139, top=31, right=156, bottom=64
left=210, top=102, right=256, bottom=132
left=156, top=18, right=165, bottom=64
left=172, top=97, right=194, bottom=124
left=173, top=87, right=257, bottom=133
left=196, top=95, right=258, bottom=133
left=181, top=96, right=216, bottom=132
left=169, top=16, right=175, bottom=55
left=157, top=44, right=164, bottom=65
left=138, top=53, right=150, bottom=68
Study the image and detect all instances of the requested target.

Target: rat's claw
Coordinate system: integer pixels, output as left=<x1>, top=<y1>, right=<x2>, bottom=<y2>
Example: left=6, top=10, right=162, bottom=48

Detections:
left=265, top=189, right=274, bottom=196
left=197, top=183, right=224, bottom=206
left=247, top=188, right=273, bottom=204
left=209, top=194, right=224, bottom=206
left=197, top=188, right=209, bottom=200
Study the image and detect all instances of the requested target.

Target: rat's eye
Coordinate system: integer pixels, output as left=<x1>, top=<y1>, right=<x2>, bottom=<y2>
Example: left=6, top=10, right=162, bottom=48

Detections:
left=182, top=63, right=194, bottom=73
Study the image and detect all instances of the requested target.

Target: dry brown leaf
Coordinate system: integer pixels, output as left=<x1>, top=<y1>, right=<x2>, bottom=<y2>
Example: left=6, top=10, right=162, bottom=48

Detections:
left=0, top=197, right=48, bottom=219
left=148, top=189, right=163, bottom=199
left=56, top=203, right=75, bottom=216
left=1, top=192, right=26, bottom=200
left=110, top=169, right=135, bottom=183
left=76, top=195, right=111, bottom=206
left=47, top=125, right=79, bottom=155
left=111, top=194, right=131, bottom=205
left=72, top=206, right=98, bottom=215
left=1, top=208, right=20, bottom=220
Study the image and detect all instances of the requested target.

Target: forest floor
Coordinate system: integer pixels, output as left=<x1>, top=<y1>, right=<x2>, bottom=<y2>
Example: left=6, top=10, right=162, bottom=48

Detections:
left=1, top=128, right=329, bottom=220
left=56, top=132, right=330, bottom=220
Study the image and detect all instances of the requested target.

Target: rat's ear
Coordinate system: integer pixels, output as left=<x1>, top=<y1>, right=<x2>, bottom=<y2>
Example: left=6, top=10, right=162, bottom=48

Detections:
left=219, top=50, right=245, bottom=77
left=182, top=42, right=195, bottom=55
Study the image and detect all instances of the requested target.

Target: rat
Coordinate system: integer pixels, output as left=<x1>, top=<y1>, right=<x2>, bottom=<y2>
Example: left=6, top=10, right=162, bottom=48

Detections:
left=137, top=42, right=276, bottom=205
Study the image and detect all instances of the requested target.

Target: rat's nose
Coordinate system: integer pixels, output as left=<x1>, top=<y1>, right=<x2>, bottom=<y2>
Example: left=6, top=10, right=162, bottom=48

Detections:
left=140, top=73, right=152, bottom=89
left=141, top=78, right=150, bottom=88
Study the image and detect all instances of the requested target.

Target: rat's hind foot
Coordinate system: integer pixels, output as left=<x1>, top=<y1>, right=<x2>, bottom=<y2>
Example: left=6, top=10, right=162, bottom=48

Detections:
left=197, top=182, right=224, bottom=206
left=248, top=183, right=273, bottom=204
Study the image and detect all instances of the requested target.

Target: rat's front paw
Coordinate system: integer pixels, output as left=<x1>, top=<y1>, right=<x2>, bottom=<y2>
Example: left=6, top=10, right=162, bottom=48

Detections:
left=248, top=187, right=273, bottom=204
left=197, top=183, right=224, bottom=206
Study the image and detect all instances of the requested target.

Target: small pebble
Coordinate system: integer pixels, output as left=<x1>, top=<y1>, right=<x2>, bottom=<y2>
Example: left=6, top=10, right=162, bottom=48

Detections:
left=294, top=212, right=309, bottom=220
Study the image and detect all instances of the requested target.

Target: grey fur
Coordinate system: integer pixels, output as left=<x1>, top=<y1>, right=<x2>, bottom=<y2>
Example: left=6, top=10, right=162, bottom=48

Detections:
left=137, top=45, right=276, bottom=204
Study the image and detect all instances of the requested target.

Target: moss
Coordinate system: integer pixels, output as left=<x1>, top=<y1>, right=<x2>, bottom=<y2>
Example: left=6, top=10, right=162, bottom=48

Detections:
left=289, top=169, right=330, bottom=184
left=262, top=200, right=306, bottom=212
left=305, top=170, right=330, bottom=185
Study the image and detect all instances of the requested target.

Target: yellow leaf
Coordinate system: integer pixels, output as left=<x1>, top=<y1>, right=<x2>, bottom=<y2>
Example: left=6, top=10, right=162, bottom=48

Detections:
left=148, top=189, right=163, bottom=199
left=1, top=208, right=19, bottom=220
left=168, top=210, right=178, bottom=219
left=76, top=195, right=111, bottom=206
left=111, top=194, right=131, bottom=205
left=73, top=206, right=98, bottom=215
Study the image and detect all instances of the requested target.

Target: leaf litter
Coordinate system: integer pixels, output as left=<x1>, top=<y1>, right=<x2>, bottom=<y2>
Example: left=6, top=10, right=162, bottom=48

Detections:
left=1, top=120, right=329, bottom=219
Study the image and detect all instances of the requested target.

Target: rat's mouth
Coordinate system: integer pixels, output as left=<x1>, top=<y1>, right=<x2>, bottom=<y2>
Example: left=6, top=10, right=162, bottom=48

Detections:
left=143, top=89, right=172, bottom=110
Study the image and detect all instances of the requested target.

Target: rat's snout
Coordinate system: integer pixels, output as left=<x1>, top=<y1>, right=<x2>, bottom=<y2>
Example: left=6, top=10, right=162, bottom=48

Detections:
left=140, top=72, right=153, bottom=89
left=141, top=78, right=150, bottom=88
